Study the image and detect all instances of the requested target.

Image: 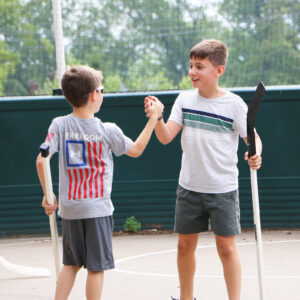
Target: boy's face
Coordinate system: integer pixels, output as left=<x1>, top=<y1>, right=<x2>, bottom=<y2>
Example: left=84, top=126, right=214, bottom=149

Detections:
left=188, top=57, right=224, bottom=89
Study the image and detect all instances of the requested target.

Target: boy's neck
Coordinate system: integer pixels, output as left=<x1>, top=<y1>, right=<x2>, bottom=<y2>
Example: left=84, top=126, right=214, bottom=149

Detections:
left=72, top=107, right=95, bottom=119
left=198, top=85, right=226, bottom=99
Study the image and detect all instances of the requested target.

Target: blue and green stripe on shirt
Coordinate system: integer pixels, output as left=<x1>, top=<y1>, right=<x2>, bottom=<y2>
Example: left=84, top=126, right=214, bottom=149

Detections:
left=182, top=108, right=233, bottom=133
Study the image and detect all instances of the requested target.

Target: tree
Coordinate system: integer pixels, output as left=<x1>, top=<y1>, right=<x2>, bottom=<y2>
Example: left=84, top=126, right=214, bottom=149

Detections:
left=2, top=0, right=299, bottom=96
left=178, top=75, right=193, bottom=90
left=0, top=0, right=20, bottom=95
left=103, top=75, right=122, bottom=93
left=0, top=43, right=19, bottom=96
left=125, top=53, right=174, bottom=91
left=63, top=0, right=224, bottom=91
left=2, top=0, right=56, bottom=96
left=219, top=0, right=300, bottom=87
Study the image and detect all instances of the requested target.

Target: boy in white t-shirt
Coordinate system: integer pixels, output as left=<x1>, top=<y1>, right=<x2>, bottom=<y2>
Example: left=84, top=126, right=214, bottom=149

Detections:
left=145, top=39, right=262, bottom=300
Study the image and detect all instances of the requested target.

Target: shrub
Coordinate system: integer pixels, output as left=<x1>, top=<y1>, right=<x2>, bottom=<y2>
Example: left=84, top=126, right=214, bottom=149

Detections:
left=124, top=216, right=141, bottom=233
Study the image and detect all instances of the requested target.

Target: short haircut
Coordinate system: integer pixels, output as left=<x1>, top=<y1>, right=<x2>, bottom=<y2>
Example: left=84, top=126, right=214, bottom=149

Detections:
left=61, top=65, right=103, bottom=108
left=190, top=39, right=228, bottom=66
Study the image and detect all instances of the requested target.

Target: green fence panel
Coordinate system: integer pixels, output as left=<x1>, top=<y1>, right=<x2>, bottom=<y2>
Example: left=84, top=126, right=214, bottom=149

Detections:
left=0, top=86, right=300, bottom=236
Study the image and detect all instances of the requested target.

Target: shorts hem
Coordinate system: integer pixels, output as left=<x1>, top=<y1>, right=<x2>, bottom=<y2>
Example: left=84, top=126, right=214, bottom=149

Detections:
left=213, top=229, right=241, bottom=237
left=86, top=264, right=115, bottom=272
left=175, top=227, right=208, bottom=234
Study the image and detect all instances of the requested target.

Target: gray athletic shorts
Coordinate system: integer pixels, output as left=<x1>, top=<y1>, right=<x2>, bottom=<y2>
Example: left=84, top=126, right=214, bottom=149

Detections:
left=62, top=216, right=115, bottom=271
left=175, top=185, right=241, bottom=236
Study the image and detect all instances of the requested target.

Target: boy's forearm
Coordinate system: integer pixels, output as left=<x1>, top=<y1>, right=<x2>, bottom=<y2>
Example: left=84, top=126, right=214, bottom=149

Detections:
left=133, top=116, right=157, bottom=156
left=155, top=120, right=172, bottom=145
left=36, top=154, right=47, bottom=196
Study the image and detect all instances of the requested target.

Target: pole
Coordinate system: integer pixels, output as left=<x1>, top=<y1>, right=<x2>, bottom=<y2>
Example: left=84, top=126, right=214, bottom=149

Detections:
left=250, top=168, right=266, bottom=299
left=40, top=143, right=61, bottom=280
left=52, top=0, right=65, bottom=87
left=247, top=81, right=266, bottom=299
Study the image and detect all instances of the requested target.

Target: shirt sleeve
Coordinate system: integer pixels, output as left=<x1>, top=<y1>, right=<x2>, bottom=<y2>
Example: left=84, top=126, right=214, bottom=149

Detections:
left=234, top=97, right=248, bottom=139
left=168, top=93, right=184, bottom=126
left=106, top=123, right=134, bottom=156
left=45, top=118, right=60, bottom=155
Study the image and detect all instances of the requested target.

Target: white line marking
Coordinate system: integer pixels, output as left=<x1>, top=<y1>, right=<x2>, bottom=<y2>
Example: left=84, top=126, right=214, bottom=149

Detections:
left=0, top=238, right=60, bottom=247
left=113, top=269, right=300, bottom=279
left=1, top=237, right=300, bottom=279
left=114, top=240, right=300, bottom=278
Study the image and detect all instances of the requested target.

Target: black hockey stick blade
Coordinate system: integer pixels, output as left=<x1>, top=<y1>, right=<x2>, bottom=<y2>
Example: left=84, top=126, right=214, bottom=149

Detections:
left=53, top=88, right=63, bottom=96
left=247, top=81, right=265, bottom=157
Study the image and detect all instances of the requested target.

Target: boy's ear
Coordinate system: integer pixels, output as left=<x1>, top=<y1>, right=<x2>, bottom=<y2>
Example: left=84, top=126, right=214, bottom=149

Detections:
left=216, top=65, right=225, bottom=77
left=90, top=91, right=96, bottom=102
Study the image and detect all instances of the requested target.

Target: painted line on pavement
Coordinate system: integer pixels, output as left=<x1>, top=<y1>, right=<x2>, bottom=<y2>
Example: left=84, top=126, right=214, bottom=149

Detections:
left=114, top=240, right=300, bottom=279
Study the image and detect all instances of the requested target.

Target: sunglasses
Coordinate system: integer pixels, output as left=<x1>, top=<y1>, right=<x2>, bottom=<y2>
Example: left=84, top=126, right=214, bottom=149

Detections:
left=95, top=86, right=104, bottom=93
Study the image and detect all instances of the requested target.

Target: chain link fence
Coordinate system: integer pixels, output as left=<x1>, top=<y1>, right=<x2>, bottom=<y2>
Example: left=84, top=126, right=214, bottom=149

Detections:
left=1, top=0, right=299, bottom=96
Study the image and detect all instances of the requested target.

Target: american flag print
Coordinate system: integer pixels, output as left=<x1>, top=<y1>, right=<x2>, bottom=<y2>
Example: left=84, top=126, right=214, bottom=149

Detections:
left=46, top=132, right=55, bottom=142
left=66, top=140, right=105, bottom=200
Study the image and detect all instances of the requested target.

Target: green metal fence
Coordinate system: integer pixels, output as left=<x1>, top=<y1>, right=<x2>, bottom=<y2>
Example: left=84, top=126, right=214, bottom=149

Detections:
left=0, top=86, right=300, bottom=236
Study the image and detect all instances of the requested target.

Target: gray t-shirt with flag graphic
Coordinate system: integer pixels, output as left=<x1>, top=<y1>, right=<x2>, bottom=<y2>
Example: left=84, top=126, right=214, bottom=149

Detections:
left=169, top=89, right=247, bottom=194
left=45, top=113, right=133, bottom=219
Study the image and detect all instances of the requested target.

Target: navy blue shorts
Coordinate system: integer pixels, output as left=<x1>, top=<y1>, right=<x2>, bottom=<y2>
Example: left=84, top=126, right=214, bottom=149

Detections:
left=62, top=216, right=115, bottom=271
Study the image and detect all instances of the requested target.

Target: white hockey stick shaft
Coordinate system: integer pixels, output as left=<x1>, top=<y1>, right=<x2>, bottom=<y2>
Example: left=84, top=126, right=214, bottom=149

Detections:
left=250, top=168, right=266, bottom=299
left=42, top=155, right=61, bottom=280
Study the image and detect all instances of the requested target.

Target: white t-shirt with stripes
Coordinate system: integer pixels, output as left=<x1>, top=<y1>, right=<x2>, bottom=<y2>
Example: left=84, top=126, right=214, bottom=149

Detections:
left=45, top=113, right=133, bottom=219
left=169, top=89, right=248, bottom=193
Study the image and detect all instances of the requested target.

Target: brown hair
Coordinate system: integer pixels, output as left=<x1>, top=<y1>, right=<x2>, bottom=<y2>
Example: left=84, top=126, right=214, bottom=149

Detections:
left=190, top=39, right=228, bottom=66
left=61, top=65, right=103, bottom=107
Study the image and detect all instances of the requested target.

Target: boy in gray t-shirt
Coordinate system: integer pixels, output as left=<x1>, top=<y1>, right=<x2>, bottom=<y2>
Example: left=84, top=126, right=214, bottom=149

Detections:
left=36, top=65, right=162, bottom=299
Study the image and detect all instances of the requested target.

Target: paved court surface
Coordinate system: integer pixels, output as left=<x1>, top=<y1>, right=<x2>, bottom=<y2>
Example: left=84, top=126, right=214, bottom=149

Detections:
left=1, top=230, right=300, bottom=300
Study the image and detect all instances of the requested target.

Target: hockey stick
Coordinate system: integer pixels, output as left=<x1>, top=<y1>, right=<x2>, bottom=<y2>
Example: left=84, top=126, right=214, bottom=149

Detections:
left=247, top=81, right=266, bottom=299
left=40, top=143, right=61, bottom=280
left=0, top=256, right=51, bottom=277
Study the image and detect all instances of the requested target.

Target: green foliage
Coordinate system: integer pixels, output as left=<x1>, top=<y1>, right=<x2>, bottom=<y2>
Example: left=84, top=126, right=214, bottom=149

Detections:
left=0, top=42, right=19, bottom=96
left=3, top=79, right=27, bottom=96
left=178, top=76, right=193, bottom=90
left=104, top=74, right=122, bottom=93
left=2, top=0, right=56, bottom=96
left=124, top=216, right=141, bottom=233
left=66, top=52, right=82, bottom=67
left=220, top=0, right=300, bottom=87
left=1, top=0, right=300, bottom=96
left=125, top=54, right=174, bottom=91
left=126, top=68, right=174, bottom=92
left=37, top=75, right=58, bottom=96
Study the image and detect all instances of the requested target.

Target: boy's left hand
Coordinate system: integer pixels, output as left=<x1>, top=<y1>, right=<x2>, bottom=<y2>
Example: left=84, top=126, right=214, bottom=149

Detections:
left=244, top=152, right=262, bottom=170
left=144, top=96, right=164, bottom=119
left=42, top=194, right=58, bottom=216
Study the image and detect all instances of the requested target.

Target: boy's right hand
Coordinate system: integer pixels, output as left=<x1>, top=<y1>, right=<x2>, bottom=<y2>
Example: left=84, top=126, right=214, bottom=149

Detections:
left=144, top=96, right=164, bottom=119
left=42, top=194, right=58, bottom=216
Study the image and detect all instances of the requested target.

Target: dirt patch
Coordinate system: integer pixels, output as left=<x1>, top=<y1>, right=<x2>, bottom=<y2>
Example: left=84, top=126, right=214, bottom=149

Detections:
left=113, top=229, right=174, bottom=237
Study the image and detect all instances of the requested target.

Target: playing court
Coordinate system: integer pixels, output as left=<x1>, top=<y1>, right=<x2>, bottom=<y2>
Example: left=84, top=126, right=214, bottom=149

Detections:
left=1, top=230, right=299, bottom=300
